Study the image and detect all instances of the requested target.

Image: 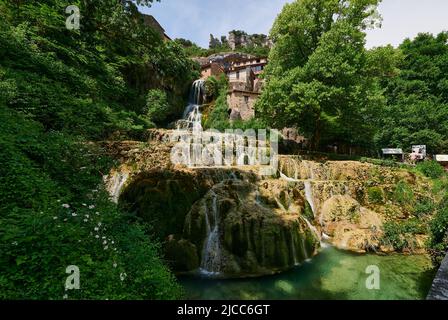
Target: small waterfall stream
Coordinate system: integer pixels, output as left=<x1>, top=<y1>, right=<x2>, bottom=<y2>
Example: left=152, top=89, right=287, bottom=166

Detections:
left=304, top=181, right=316, bottom=218
left=290, top=230, right=300, bottom=266
left=177, top=80, right=205, bottom=132
left=279, top=160, right=324, bottom=245
left=107, top=171, right=129, bottom=204
left=200, top=193, right=222, bottom=275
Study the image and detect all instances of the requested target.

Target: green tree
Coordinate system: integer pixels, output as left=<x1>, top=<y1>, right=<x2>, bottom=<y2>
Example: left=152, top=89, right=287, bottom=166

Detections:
left=375, top=33, right=448, bottom=154
left=257, top=0, right=383, bottom=150
left=144, top=89, right=170, bottom=123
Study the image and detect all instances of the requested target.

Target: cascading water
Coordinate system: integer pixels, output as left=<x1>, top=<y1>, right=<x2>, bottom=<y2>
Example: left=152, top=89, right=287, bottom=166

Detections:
left=304, top=181, right=316, bottom=217
left=177, top=80, right=205, bottom=132
left=107, top=171, right=129, bottom=204
left=278, top=160, right=324, bottom=245
left=291, top=231, right=300, bottom=266
left=200, top=193, right=222, bottom=275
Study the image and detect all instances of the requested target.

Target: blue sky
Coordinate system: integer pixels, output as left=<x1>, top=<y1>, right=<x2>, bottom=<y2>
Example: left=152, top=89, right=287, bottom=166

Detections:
left=140, top=0, right=448, bottom=49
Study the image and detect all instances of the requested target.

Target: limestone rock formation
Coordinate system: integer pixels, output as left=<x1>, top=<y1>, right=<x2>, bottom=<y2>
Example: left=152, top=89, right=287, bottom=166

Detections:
left=176, top=179, right=320, bottom=276
left=104, top=134, right=435, bottom=278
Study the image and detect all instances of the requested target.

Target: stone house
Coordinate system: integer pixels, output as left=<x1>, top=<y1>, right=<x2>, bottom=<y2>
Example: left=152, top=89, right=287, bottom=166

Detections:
left=200, top=62, right=225, bottom=80
left=227, top=89, right=259, bottom=121
left=225, top=57, right=267, bottom=120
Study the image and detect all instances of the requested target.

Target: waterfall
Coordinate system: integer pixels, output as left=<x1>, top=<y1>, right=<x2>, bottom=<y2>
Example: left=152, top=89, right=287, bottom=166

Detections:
left=302, top=216, right=320, bottom=240
left=301, top=235, right=310, bottom=261
left=255, top=190, right=262, bottom=205
left=304, top=181, right=316, bottom=217
left=107, top=171, right=129, bottom=204
left=177, top=80, right=205, bottom=132
left=291, top=230, right=299, bottom=266
left=200, top=193, right=222, bottom=275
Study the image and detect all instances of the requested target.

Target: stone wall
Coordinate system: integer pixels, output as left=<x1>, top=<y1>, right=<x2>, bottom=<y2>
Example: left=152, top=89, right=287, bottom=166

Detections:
left=227, top=90, right=259, bottom=121
left=427, top=253, right=448, bottom=300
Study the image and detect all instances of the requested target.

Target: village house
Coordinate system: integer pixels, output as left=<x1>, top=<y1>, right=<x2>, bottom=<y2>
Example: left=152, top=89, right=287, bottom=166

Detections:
left=225, top=57, right=268, bottom=120
left=436, top=155, right=448, bottom=171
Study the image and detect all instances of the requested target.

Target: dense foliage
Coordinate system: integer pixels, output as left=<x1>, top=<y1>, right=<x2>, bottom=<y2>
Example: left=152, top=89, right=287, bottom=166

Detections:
left=375, top=33, right=448, bottom=154
left=0, top=0, right=198, bottom=299
left=256, top=0, right=384, bottom=150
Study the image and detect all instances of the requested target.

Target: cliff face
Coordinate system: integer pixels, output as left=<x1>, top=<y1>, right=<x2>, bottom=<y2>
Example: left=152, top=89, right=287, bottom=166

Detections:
left=104, top=131, right=436, bottom=278
left=209, top=31, right=273, bottom=50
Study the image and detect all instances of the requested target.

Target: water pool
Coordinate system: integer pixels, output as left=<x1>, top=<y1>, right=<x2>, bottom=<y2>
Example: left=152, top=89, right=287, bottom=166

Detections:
left=179, top=246, right=436, bottom=300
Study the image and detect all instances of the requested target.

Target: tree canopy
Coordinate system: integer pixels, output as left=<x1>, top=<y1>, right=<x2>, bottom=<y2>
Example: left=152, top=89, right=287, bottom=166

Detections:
left=257, top=0, right=384, bottom=150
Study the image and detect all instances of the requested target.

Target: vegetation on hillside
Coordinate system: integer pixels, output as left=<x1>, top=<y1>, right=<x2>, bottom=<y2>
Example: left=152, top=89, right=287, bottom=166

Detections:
left=0, top=0, right=198, bottom=299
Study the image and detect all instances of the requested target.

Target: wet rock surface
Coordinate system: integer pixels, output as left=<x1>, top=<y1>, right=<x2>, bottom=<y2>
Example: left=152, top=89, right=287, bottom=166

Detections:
left=104, top=133, right=435, bottom=278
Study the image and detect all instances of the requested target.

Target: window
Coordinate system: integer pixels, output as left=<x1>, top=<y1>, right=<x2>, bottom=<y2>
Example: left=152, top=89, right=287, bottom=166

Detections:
left=244, top=96, right=249, bottom=104
left=236, top=71, right=240, bottom=79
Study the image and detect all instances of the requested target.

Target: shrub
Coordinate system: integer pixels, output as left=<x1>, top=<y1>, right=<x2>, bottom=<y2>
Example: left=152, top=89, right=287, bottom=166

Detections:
left=416, top=160, right=445, bottom=179
left=382, top=220, right=426, bottom=252
left=367, top=187, right=384, bottom=204
left=392, top=180, right=414, bottom=204
left=428, top=207, right=448, bottom=263
left=0, top=106, right=182, bottom=299
left=144, top=89, right=170, bottom=124
left=205, top=76, right=219, bottom=100
left=414, top=198, right=435, bottom=217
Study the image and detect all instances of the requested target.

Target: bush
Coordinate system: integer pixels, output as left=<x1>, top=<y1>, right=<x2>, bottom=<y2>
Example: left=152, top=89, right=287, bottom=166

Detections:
left=144, top=89, right=170, bottom=124
left=0, top=106, right=182, bottom=299
left=414, top=198, right=435, bottom=217
left=205, top=76, right=219, bottom=100
left=428, top=206, right=448, bottom=264
left=392, top=180, right=414, bottom=204
left=382, top=220, right=426, bottom=252
left=417, top=160, right=445, bottom=179
left=367, top=187, right=384, bottom=204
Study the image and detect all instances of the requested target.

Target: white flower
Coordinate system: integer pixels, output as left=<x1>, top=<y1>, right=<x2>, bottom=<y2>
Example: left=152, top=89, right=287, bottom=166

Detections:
left=113, top=263, right=117, bottom=268
left=71, top=212, right=77, bottom=217
left=95, top=212, right=100, bottom=215
left=83, top=219, right=88, bottom=222
left=111, top=241, right=115, bottom=244
left=63, top=294, right=68, bottom=300
left=102, top=236, right=106, bottom=239
left=94, top=227, right=99, bottom=232
left=62, top=204, right=70, bottom=209
left=82, top=203, right=87, bottom=207
left=120, top=273, right=127, bottom=281
left=12, top=241, right=18, bottom=246
left=98, top=222, right=102, bottom=227
left=85, top=214, right=90, bottom=218
left=53, top=216, right=58, bottom=220
left=57, top=200, right=61, bottom=203
left=89, top=205, right=95, bottom=209
left=95, top=235, right=99, bottom=239
left=104, top=246, right=109, bottom=250
left=103, top=240, right=107, bottom=245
